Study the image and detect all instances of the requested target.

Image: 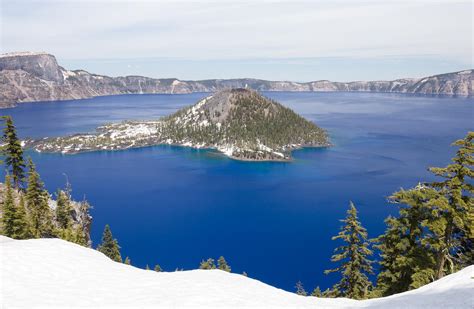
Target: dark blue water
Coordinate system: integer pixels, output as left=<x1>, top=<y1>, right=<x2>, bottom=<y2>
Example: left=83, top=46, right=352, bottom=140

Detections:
left=1, top=92, right=472, bottom=292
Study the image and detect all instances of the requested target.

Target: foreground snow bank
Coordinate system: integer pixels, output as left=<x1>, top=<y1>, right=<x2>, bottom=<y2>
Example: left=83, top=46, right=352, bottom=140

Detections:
left=1, top=236, right=472, bottom=308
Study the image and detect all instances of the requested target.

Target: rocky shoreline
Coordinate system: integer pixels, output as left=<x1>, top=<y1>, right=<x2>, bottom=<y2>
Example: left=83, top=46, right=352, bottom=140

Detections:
left=23, top=89, right=331, bottom=162
left=23, top=123, right=329, bottom=162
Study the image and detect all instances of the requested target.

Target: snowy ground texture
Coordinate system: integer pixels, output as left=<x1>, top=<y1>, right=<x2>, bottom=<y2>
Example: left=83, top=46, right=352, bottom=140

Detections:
left=1, top=236, right=473, bottom=308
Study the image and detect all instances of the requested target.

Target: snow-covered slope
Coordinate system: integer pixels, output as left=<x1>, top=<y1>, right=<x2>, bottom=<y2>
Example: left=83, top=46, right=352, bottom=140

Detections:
left=1, top=236, right=472, bottom=308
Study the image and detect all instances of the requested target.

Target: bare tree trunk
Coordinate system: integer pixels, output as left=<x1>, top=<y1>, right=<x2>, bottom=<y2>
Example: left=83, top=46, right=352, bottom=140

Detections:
left=435, top=251, right=446, bottom=279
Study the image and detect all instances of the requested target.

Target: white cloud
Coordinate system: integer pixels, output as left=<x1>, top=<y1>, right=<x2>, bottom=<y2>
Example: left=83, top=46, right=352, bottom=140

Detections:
left=0, top=0, right=472, bottom=64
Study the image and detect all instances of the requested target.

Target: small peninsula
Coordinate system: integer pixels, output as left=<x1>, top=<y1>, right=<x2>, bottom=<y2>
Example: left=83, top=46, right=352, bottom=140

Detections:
left=25, top=89, right=330, bottom=161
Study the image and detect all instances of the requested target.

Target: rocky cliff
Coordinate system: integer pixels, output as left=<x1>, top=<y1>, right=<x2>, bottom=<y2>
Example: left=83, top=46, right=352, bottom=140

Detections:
left=0, top=52, right=472, bottom=108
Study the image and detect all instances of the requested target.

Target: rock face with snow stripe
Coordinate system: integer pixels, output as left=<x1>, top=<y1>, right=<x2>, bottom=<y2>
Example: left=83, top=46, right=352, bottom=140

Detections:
left=1, top=235, right=473, bottom=308
left=0, top=52, right=472, bottom=108
left=25, top=89, right=330, bottom=161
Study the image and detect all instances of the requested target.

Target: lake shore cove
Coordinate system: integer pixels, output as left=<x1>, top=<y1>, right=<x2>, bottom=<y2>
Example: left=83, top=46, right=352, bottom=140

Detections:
left=25, top=89, right=330, bottom=162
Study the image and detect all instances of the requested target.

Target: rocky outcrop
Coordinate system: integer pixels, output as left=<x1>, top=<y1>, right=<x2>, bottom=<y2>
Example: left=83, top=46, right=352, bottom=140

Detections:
left=0, top=52, right=65, bottom=83
left=0, top=52, right=472, bottom=108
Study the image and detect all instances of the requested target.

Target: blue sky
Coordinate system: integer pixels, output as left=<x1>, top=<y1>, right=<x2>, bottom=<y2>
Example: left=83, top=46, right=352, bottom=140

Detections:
left=1, top=0, right=472, bottom=81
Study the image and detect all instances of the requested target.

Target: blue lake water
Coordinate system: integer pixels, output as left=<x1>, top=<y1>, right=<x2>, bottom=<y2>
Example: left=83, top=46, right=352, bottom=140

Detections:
left=1, top=92, right=473, bottom=292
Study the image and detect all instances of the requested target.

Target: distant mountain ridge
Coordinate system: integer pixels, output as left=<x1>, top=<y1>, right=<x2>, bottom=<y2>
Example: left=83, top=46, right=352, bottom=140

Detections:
left=0, top=52, right=472, bottom=108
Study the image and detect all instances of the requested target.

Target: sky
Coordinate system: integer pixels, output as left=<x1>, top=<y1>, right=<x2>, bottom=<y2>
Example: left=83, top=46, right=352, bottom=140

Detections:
left=0, top=0, right=472, bottom=81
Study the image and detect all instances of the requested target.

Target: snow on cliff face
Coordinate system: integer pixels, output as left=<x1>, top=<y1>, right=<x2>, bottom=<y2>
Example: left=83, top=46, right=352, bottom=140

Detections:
left=0, top=236, right=472, bottom=308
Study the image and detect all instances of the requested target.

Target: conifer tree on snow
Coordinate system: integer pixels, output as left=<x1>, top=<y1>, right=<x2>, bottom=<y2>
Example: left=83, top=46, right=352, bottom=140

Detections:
left=375, top=132, right=473, bottom=296
left=374, top=187, right=438, bottom=296
left=97, top=224, right=122, bottom=263
left=154, top=264, right=162, bottom=272
left=55, top=189, right=73, bottom=229
left=25, top=158, right=53, bottom=237
left=145, top=264, right=150, bottom=270
left=295, top=281, right=307, bottom=296
left=1, top=174, right=30, bottom=239
left=199, top=258, right=216, bottom=269
left=325, top=202, right=373, bottom=299
left=427, top=131, right=473, bottom=278
left=1, top=116, right=26, bottom=188
left=217, top=256, right=231, bottom=272
left=311, top=286, right=322, bottom=297
left=124, top=256, right=131, bottom=265
left=15, top=193, right=31, bottom=239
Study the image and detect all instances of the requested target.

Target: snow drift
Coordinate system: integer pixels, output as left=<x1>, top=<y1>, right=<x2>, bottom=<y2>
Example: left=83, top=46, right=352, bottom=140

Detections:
left=0, top=236, right=472, bottom=308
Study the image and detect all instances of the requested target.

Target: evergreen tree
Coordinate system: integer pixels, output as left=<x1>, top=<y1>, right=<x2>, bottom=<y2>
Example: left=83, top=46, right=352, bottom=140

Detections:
left=311, top=286, right=322, bottom=297
left=1, top=174, right=30, bottom=239
left=374, top=186, right=437, bottom=296
left=199, top=258, right=216, bottom=269
left=217, top=256, right=231, bottom=272
left=427, top=131, right=473, bottom=277
left=97, top=224, right=122, bottom=263
left=325, top=202, right=373, bottom=299
left=321, top=288, right=337, bottom=298
left=124, top=256, right=131, bottom=265
left=76, top=199, right=92, bottom=247
left=295, top=281, right=307, bottom=296
left=15, top=193, right=31, bottom=239
left=25, top=158, right=53, bottom=237
left=242, top=271, right=248, bottom=277
left=145, top=264, right=150, bottom=270
left=1, top=116, right=26, bottom=188
left=1, top=174, right=16, bottom=236
left=374, top=133, right=473, bottom=296
left=55, top=189, right=73, bottom=229
left=154, top=264, right=162, bottom=272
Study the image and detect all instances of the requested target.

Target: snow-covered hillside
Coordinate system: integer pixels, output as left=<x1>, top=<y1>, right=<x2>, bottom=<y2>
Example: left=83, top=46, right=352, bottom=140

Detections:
left=1, top=236, right=472, bottom=308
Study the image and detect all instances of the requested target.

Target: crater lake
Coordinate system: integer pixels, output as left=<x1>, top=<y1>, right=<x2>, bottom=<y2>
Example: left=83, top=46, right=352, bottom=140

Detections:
left=2, top=92, right=472, bottom=292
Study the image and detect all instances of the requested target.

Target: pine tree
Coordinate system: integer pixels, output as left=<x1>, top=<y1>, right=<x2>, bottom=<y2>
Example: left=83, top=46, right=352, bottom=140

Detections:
left=1, top=174, right=30, bottom=239
left=55, top=189, right=73, bottom=229
left=124, top=256, right=131, bottom=265
left=1, top=174, right=16, bottom=237
left=427, top=131, right=473, bottom=278
left=374, top=186, right=437, bottom=296
left=217, top=256, right=231, bottom=272
left=321, top=288, right=337, bottom=298
left=15, top=193, right=31, bottom=239
left=374, top=133, right=473, bottom=296
left=145, top=264, right=150, bottom=270
left=1, top=116, right=26, bottom=188
left=76, top=199, right=92, bottom=247
left=199, top=258, right=216, bottom=269
left=295, top=281, right=307, bottom=296
left=325, top=202, right=373, bottom=299
left=97, top=224, right=122, bottom=263
left=311, top=286, right=322, bottom=297
left=154, top=264, right=162, bottom=272
left=25, top=158, right=53, bottom=238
